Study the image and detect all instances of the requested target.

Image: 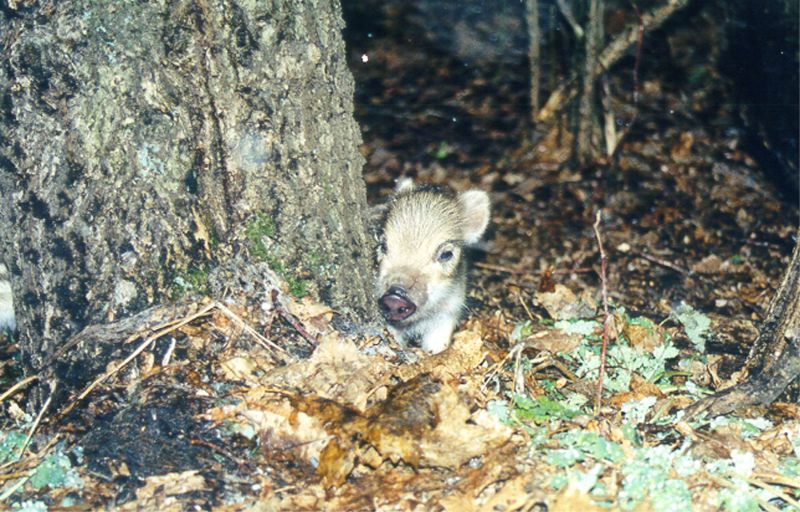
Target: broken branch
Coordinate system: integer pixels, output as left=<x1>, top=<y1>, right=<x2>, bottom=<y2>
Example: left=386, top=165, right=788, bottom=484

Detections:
left=538, top=0, right=692, bottom=123
left=593, top=210, right=611, bottom=415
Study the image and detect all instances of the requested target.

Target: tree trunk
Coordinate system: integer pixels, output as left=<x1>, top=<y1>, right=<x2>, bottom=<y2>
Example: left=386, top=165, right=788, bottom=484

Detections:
left=526, top=0, right=541, bottom=122
left=576, top=0, right=603, bottom=165
left=685, top=231, right=800, bottom=418
left=0, top=0, right=374, bottom=394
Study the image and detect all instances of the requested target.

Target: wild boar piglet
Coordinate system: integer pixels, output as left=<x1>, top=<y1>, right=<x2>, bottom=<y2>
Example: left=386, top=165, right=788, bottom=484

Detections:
left=376, top=179, right=490, bottom=353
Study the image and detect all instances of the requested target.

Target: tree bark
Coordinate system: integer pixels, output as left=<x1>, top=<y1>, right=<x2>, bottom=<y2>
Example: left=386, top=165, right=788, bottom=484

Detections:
left=526, top=0, right=541, bottom=122
left=0, top=0, right=374, bottom=391
left=685, top=231, right=800, bottom=418
left=576, top=0, right=602, bottom=165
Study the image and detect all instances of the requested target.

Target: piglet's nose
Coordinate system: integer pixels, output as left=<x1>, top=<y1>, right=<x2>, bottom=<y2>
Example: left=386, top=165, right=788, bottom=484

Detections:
left=379, top=286, right=416, bottom=322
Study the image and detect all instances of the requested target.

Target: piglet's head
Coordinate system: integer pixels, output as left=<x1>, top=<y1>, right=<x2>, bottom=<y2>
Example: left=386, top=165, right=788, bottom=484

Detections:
left=377, top=180, right=490, bottom=326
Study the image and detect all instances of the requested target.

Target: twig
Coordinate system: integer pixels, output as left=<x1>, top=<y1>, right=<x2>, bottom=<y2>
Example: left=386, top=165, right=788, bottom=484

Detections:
left=512, top=344, right=526, bottom=395
left=745, top=475, right=800, bottom=509
left=593, top=211, right=611, bottom=415
left=705, top=473, right=781, bottom=512
left=629, top=0, right=645, bottom=106
left=601, top=75, right=618, bottom=157
left=633, top=251, right=692, bottom=276
left=597, top=0, right=691, bottom=72
left=59, top=300, right=293, bottom=417
left=43, top=302, right=197, bottom=368
left=530, top=355, right=579, bottom=382
left=538, top=0, right=692, bottom=123
left=270, top=289, right=319, bottom=346
left=191, top=438, right=251, bottom=469
left=474, top=261, right=594, bottom=276
left=577, top=0, right=602, bottom=164
left=475, top=262, right=528, bottom=275
left=481, top=344, right=543, bottom=393
left=519, top=295, right=537, bottom=323
left=556, top=0, right=584, bottom=39
left=161, top=336, right=177, bottom=366
left=59, top=302, right=217, bottom=418
left=753, top=472, right=800, bottom=489
left=0, top=471, right=30, bottom=482
left=213, top=300, right=291, bottom=356
left=16, top=380, right=56, bottom=461
left=0, top=375, right=38, bottom=404
left=0, top=472, right=30, bottom=502
left=0, top=434, right=60, bottom=472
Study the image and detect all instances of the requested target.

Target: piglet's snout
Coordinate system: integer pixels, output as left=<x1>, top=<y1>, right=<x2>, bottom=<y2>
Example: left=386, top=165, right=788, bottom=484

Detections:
left=378, top=286, right=417, bottom=322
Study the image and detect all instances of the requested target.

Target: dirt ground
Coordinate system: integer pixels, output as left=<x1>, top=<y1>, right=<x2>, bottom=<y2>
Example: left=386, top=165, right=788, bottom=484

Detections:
left=1, top=3, right=798, bottom=511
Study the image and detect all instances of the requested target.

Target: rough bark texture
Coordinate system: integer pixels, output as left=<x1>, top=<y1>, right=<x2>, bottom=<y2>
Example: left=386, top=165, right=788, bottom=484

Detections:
left=526, top=0, right=540, bottom=121
left=685, top=231, right=800, bottom=418
left=0, top=1, right=374, bottom=381
left=576, top=0, right=602, bottom=165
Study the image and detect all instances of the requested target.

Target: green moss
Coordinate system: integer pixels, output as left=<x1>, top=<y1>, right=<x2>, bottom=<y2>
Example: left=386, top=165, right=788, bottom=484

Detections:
left=208, top=228, right=220, bottom=250
left=242, top=212, right=309, bottom=299
left=170, top=265, right=210, bottom=299
left=287, top=276, right=308, bottom=298
left=244, top=212, right=276, bottom=262
left=265, top=254, right=284, bottom=274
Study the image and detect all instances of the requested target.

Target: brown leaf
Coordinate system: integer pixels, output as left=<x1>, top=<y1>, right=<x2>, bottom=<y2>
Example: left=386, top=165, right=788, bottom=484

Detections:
left=241, top=395, right=334, bottom=470
left=526, top=329, right=583, bottom=354
left=219, top=356, right=260, bottom=382
left=537, top=284, right=596, bottom=321
left=364, top=374, right=512, bottom=469
left=263, top=333, right=389, bottom=410
left=126, top=470, right=206, bottom=511
left=285, top=297, right=335, bottom=336
left=485, top=474, right=534, bottom=511
left=390, top=325, right=486, bottom=386
left=623, top=322, right=666, bottom=352
left=318, top=437, right=357, bottom=488
left=550, top=483, right=606, bottom=511
left=691, top=254, right=724, bottom=274
left=609, top=374, right=663, bottom=408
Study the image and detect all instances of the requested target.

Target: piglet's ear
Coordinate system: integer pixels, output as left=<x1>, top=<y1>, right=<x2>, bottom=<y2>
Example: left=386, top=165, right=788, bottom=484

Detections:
left=394, top=177, right=415, bottom=196
left=458, top=190, right=490, bottom=245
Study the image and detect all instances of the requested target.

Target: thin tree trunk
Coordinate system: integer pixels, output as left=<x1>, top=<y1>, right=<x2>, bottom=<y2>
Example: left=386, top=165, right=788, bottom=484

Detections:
left=526, top=0, right=541, bottom=122
left=538, top=0, right=691, bottom=124
left=685, top=231, right=800, bottom=418
left=0, top=0, right=375, bottom=403
left=577, top=0, right=603, bottom=165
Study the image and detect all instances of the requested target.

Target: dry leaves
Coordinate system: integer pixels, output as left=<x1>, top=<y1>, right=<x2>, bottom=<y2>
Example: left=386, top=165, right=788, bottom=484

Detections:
left=121, top=471, right=206, bottom=512
left=216, top=326, right=511, bottom=490
left=536, top=284, right=597, bottom=321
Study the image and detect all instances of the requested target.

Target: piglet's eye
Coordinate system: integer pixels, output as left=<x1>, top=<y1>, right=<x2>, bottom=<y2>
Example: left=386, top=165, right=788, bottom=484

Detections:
left=438, top=250, right=454, bottom=262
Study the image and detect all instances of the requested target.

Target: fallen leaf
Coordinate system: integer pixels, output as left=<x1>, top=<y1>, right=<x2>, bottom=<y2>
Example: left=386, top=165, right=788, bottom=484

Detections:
left=550, top=482, right=605, bottom=511
left=264, top=333, right=389, bottom=410
left=364, top=374, right=512, bottom=469
left=623, top=322, right=666, bottom=352
left=220, top=356, right=260, bottom=382
left=241, top=395, right=334, bottom=469
left=126, top=470, right=206, bottom=511
left=526, top=328, right=583, bottom=354
left=537, top=284, right=596, bottom=320
left=691, top=254, right=724, bottom=274
left=285, top=297, right=335, bottom=336
left=485, top=474, right=535, bottom=511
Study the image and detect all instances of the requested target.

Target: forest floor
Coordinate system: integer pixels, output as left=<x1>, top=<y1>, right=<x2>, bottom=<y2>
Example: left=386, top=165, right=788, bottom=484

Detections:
left=1, top=3, right=799, bottom=512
